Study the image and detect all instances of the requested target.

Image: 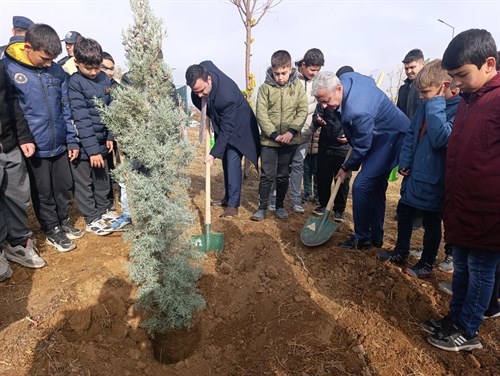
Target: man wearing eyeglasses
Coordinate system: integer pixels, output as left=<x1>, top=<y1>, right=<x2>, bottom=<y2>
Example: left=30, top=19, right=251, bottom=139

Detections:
left=312, top=71, right=410, bottom=250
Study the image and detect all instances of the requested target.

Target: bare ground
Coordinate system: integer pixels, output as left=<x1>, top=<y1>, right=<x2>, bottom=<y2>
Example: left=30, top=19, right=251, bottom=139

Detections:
left=0, top=128, right=499, bottom=376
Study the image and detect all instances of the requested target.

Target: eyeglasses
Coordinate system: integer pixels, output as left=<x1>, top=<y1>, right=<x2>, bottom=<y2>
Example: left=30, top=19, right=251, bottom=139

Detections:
left=101, top=64, right=114, bottom=71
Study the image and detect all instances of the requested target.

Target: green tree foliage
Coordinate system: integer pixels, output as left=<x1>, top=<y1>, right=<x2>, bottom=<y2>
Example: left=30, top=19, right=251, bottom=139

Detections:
left=98, top=0, right=205, bottom=334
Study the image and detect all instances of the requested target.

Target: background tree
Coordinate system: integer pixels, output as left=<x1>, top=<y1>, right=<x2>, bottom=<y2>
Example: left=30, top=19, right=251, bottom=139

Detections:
left=98, top=0, right=205, bottom=335
left=229, top=0, right=282, bottom=104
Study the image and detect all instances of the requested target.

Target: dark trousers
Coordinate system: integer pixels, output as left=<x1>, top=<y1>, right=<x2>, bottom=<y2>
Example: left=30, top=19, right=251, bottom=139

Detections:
left=351, top=170, right=390, bottom=243
left=258, top=145, right=296, bottom=209
left=395, top=201, right=442, bottom=265
left=26, top=153, right=73, bottom=233
left=0, top=147, right=32, bottom=246
left=221, top=144, right=243, bottom=208
left=71, top=157, right=111, bottom=224
left=317, top=147, right=350, bottom=213
left=303, top=153, right=318, bottom=197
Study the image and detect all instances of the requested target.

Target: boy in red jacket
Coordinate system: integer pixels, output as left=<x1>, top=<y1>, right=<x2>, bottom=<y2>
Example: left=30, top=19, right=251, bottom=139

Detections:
left=422, top=29, right=500, bottom=352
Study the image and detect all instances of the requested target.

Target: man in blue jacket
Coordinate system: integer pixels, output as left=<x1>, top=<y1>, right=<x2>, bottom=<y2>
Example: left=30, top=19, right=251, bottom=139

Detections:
left=312, top=71, right=410, bottom=249
left=3, top=23, right=82, bottom=253
left=186, top=61, right=261, bottom=217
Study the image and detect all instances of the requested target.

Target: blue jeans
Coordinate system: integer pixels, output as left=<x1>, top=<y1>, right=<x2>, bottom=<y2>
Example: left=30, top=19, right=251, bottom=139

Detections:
left=451, top=246, right=500, bottom=336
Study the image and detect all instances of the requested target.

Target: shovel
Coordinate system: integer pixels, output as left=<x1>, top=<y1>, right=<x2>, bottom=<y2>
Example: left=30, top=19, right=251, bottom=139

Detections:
left=300, top=148, right=352, bottom=247
left=192, top=101, right=224, bottom=253
left=300, top=178, right=343, bottom=247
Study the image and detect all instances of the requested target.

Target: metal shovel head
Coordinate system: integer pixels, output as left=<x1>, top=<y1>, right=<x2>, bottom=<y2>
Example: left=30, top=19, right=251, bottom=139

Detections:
left=300, top=210, right=339, bottom=247
left=192, top=224, right=224, bottom=253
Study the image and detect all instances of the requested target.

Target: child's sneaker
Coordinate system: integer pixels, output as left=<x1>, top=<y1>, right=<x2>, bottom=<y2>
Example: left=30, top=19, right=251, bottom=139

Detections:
left=251, top=209, right=266, bottom=221
left=101, top=210, right=119, bottom=224
left=410, top=247, right=423, bottom=259
left=427, top=325, right=483, bottom=352
left=291, top=204, right=305, bottom=213
left=46, top=226, right=76, bottom=252
left=111, top=213, right=132, bottom=231
left=267, top=204, right=276, bottom=211
left=61, top=218, right=84, bottom=240
left=438, top=255, right=454, bottom=273
left=4, top=239, right=46, bottom=268
left=404, top=261, right=433, bottom=278
left=334, top=212, right=345, bottom=222
left=421, top=313, right=453, bottom=335
left=302, top=192, right=311, bottom=204
left=313, top=206, right=325, bottom=216
left=0, top=253, right=13, bottom=282
left=275, top=207, right=289, bottom=219
left=377, top=249, right=408, bottom=266
left=86, top=218, right=113, bottom=236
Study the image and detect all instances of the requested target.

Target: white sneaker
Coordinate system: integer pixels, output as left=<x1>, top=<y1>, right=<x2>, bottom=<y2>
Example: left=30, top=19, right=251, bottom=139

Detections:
left=291, top=204, right=305, bottom=213
left=0, top=253, right=13, bottom=282
left=4, top=239, right=46, bottom=269
left=438, top=255, right=454, bottom=273
left=101, top=210, right=119, bottom=224
left=86, top=218, right=113, bottom=236
left=410, top=247, right=423, bottom=260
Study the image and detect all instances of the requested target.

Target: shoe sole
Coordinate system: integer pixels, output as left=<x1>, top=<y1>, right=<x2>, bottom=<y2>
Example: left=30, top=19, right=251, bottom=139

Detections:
left=4, top=253, right=46, bottom=268
left=46, top=238, right=76, bottom=253
left=86, top=229, right=113, bottom=236
left=427, top=337, right=483, bottom=352
left=250, top=216, right=264, bottom=221
left=65, top=232, right=85, bottom=240
left=438, top=266, right=454, bottom=274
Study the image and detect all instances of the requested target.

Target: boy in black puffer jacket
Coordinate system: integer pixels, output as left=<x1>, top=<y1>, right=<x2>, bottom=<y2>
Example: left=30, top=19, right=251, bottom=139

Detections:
left=69, top=37, right=115, bottom=236
left=311, top=103, right=350, bottom=222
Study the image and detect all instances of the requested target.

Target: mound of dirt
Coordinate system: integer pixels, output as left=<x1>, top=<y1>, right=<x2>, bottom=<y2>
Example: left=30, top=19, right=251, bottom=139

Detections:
left=1, top=128, right=498, bottom=375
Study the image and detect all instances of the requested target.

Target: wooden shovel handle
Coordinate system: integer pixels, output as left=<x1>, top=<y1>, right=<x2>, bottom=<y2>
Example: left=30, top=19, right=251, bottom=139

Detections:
left=205, top=117, right=212, bottom=226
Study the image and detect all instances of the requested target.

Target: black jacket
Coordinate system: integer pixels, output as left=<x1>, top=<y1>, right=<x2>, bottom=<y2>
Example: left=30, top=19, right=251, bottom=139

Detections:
left=397, top=78, right=421, bottom=120
left=191, top=61, right=261, bottom=166
left=313, top=104, right=348, bottom=150
left=0, top=60, right=34, bottom=153
left=68, top=70, right=113, bottom=160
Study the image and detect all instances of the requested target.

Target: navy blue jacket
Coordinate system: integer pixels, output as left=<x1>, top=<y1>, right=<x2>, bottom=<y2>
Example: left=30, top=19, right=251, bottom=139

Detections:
left=191, top=61, right=260, bottom=167
left=0, top=60, right=34, bottom=153
left=69, top=71, right=113, bottom=160
left=399, top=95, right=459, bottom=211
left=339, top=72, right=410, bottom=176
left=3, top=41, right=78, bottom=158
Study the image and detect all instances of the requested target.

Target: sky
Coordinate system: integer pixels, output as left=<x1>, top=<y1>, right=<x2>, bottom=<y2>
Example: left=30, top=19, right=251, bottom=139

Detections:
left=1, top=0, right=500, bottom=94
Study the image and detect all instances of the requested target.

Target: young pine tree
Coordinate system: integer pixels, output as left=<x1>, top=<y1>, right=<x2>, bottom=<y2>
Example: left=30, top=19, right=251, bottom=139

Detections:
left=98, top=0, right=205, bottom=335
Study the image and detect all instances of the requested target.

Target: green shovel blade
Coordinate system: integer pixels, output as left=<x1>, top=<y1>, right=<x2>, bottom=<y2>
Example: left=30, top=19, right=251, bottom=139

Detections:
left=192, top=224, right=224, bottom=253
left=300, top=211, right=339, bottom=247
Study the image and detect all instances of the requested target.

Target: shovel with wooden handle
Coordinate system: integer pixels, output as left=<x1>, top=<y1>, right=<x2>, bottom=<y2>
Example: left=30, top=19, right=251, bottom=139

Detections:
left=192, top=100, right=224, bottom=253
left=300, top=148, right=352, bottom=247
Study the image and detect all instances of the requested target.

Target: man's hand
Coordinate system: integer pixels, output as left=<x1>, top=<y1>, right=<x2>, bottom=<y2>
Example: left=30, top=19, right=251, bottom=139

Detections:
left=399, top=167, right=411, bottom=176
left=106, top=140, right=114, bottom=153
left=90, top=154, right=105, bottom=168
left=204, top=154, right=215, bottom=166
left=20, top=143, right=35, bottom=158
left=335, top=168, right=351, bottom=184
left=68, top=148, right=79, bottom=161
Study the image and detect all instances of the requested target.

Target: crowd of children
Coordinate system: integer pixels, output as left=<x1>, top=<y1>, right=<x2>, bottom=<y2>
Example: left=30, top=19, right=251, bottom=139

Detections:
left=0, top=15, right=498, bottom=354
left=0, top=18, right=131, bottom=281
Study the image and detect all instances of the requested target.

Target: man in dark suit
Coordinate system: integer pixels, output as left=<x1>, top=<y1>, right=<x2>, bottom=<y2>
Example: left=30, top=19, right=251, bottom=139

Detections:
left=186, top=61, right=261, bottom=217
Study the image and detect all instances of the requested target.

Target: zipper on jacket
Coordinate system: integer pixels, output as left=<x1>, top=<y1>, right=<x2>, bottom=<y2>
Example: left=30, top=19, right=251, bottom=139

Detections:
left=38, top=72, right=56, bottom=156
